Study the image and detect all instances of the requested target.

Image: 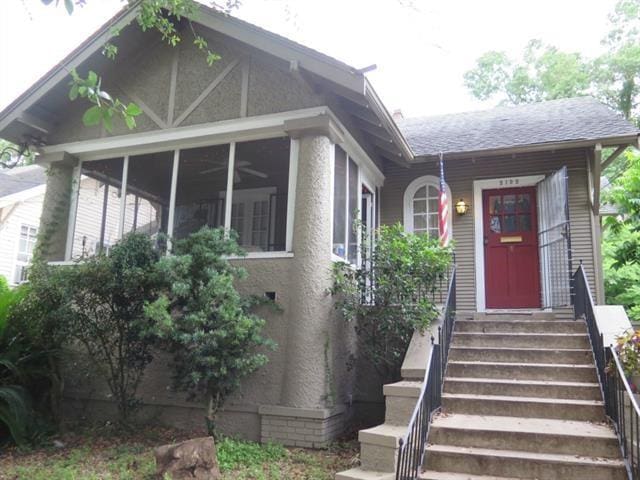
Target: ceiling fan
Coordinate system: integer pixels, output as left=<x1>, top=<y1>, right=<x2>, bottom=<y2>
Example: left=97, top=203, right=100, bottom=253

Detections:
left=200, top=160, right=268, bottom=183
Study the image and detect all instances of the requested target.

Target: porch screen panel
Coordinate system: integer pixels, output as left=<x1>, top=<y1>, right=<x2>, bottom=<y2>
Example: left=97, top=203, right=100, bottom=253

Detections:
left=173, top=144, right=230, bottom=240
left=537, top=166, right=572, bottom=308
left=123, top=151, right=174, bottom=248
left=347, top=158, right=359, bottom=264
left=71, top=157, right=124, bottom=258
left=232, top=138, right=290, bottom=252
left=333, top=146, right=347, bottom=258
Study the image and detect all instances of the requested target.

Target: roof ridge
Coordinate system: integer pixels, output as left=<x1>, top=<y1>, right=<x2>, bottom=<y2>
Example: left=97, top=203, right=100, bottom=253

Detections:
left=400, top=96, right=600, bottom=123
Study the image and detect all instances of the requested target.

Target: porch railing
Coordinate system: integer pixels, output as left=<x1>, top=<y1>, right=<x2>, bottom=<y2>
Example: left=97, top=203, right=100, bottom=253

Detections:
left=573, top=264, right=640, bottom=479
left=359, top=253, right=455, bottom=307
left=395, top=265, right=456, bottom=480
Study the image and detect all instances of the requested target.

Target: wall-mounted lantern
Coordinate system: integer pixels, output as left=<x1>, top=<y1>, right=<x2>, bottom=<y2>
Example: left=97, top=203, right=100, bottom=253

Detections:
left=455, top=198, right=469, bottom=216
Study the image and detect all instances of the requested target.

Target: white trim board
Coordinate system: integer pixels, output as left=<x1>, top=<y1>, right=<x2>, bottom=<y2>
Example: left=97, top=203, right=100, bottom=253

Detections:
left=473, top=174, right=545, bottom=312
left=38, top=106, right=385, bottom=187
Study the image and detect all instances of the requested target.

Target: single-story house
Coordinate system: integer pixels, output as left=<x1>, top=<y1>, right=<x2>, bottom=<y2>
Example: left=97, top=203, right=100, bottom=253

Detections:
left=0, top=5, right=638, bottom=450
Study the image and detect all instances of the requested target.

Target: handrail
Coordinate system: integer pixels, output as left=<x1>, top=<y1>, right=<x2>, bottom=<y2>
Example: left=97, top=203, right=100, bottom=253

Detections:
left=395, top=265, right=456, bottom=480
left=573, top=264, right=640, bottom=479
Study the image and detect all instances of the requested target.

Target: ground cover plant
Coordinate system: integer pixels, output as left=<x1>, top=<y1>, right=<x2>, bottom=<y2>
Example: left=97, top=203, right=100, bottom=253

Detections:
left=0, top=426, right=358, bottom=480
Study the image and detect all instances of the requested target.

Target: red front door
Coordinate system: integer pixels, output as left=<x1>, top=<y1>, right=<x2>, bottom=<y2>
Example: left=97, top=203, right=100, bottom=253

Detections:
left=483, top=187, right=541, bottom=309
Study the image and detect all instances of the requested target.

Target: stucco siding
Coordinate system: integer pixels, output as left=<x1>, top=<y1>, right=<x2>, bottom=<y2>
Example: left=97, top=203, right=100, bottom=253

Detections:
left=381, top=148, right=596, bottom=312
left=47, top=26, right=323, bottom=145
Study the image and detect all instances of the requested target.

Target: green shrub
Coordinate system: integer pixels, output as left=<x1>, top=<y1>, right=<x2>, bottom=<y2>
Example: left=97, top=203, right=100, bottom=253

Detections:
left=147, top=227, right=274, bottom=436
left=55, top=233, right=164, bottom=424
left=0, top=283, right=51, bottom=446
left=332, top=223, right=453, bottom=382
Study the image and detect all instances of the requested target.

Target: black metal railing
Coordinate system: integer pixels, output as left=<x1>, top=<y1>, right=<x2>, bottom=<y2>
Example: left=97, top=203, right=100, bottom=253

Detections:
left=573, top=264, right=640, bottom=479
left=359, top=255, right=456, bottom=307
left=395, top=266, right=456, bottom=480
left=605, top=348, right=640, bottom=478
left=573, top=265, right=606, bottom=387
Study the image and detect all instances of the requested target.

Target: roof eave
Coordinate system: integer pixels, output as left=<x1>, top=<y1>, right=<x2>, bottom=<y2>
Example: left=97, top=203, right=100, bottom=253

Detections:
left=412, top=133, right=640, bottom=162
left=364, top=79, right=414, bottom=163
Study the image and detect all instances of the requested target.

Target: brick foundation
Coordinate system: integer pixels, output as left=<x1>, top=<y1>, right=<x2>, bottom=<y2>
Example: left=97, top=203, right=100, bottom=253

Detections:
left=259, top=405, right=346, bottom=448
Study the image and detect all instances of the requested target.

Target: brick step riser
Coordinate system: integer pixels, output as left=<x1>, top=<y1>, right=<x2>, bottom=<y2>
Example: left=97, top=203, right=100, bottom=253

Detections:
left=425, top=450, right=626, bottom=480
left=442, top=397, right=605, bottom=422
left=452, top=335, right=590, bottom=349
left=448, top=348, right=593, bottom=364
left=428, top=427, right=620, bottom=458
left=446, top=363, right=598, bottom=382
left=454, top=322, right=587, bottom=334
left=443, top=380, right=601, bottom=400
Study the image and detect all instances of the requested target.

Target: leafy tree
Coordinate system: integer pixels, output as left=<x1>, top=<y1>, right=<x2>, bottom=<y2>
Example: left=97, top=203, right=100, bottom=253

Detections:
left=49, top=233, right=164, bottom=424
left=0, top=140, right=35, bottom=169
left=146, top=227, right=274, bottom=436
left=332, top=224, right=453, bottom=383
left=464, top=40, right=590, bottom=105
left=464, top=0, right=640, bottom=125
left=603, top=149, right=640, bottom=316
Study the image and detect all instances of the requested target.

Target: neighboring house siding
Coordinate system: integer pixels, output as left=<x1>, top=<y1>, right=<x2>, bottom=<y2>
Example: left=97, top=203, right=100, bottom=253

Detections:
left=380, top=148, right=596, bottom=312
left=0, top=194, right=44, bottom=284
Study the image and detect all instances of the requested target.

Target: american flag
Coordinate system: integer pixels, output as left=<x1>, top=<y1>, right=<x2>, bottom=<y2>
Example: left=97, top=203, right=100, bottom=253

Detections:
left=438, top=154, right=450, bottom=247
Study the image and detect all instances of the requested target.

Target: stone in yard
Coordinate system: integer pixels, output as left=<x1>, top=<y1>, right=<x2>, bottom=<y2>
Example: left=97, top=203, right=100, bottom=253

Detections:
left=154, top=436, right=221, bottom=479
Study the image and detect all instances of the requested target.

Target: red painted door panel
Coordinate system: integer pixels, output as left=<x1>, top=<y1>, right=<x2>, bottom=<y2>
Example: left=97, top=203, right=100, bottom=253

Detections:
left=483, top=187, right=541, bottom=309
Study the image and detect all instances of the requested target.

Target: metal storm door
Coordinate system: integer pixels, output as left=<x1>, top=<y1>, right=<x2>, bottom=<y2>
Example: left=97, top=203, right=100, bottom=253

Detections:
left=537, top=166, right=573, bottom=308
left=483, top=187, right=541, bottom=309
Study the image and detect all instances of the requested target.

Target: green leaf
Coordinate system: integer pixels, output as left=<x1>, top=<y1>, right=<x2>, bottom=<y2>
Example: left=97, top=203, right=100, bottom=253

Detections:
left=82, top=106, right=103, bottom=127
left=87, top=71, right=98, bottom=87
left=124, top=115, right=136, bottom=130
left=125, top=103, right=142, bottom=117
left=69, top=85, right=79, bottom=101
left=102, top=109, right=114, bottom=133
left=64, top=0, right=74, bottom=15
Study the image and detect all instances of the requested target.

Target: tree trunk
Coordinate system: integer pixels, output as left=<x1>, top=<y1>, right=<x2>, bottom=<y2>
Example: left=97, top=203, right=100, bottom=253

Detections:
left=205, top=389, right=219, bottom=438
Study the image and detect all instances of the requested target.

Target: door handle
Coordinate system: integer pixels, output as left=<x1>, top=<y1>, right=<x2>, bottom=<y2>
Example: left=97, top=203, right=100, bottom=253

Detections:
left=484, top=236, right=488, bottom=245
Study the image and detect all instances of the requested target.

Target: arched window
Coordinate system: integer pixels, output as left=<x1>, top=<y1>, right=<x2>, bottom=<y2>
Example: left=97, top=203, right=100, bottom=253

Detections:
left=403, top=175, right=452, bottom=238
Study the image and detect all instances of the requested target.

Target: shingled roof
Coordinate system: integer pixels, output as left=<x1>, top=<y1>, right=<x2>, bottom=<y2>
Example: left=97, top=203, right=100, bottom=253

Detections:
left=398, top=97, right=639, bottom=158
left=0, top=165, right=46, bottom=199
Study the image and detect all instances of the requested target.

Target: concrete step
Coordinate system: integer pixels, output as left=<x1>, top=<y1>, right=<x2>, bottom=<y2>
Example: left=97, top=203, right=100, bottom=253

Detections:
left=451, top=332, right=589, bottom=349
left=383, top=380, right=421, bottom=426
left=443, top=377, right=602, bottom=400
left=421, top=472, right=521, bottom=480
left=424, top=444, right=626, bottom=480
left=446, top=360, right=597, bottom=382
left=448, top=346, right=593, bottom=364
left=472, top=312, right=556, bottom=321
left=442, top=393, right=605, bottom=422
left=335, top=468, right=395, bottom=480
left=454, top=320, right=586, bottom=334
left=358, top=424, right=406, bottom=473
left=429, top=414, right=619, bottom=458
